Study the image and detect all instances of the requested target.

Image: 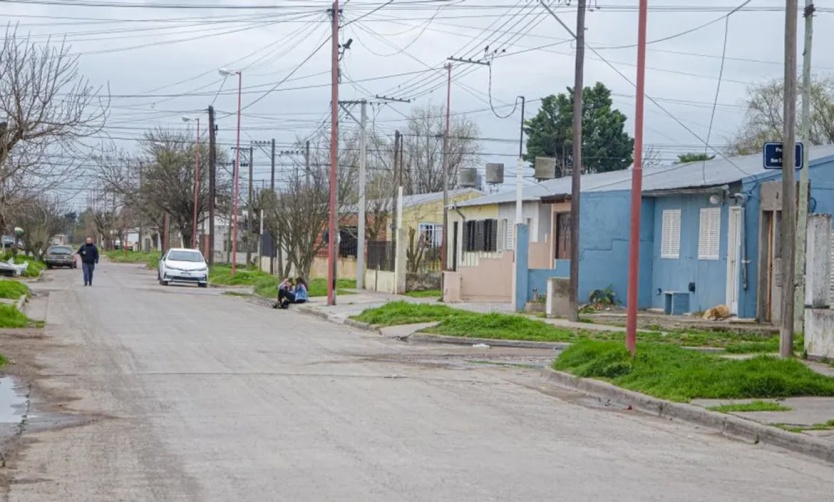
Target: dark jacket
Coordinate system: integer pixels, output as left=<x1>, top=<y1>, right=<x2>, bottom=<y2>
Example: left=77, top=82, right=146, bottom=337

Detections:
left=77, top=243, right=99, bottom=265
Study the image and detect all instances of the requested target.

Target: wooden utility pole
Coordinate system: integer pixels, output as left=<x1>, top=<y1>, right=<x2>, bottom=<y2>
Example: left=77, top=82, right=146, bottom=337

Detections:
left=567, top=0, right=587, bottom=322
left=208, top=105, right=217, bottom=266
left=781, top=0, right=799, bottom=358
left=327, top=0, right=340, bottom=306
left=794, top=0, right=815, bottom=333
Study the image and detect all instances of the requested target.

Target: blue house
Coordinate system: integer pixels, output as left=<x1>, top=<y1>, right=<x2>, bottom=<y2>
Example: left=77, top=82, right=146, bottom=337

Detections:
left=504, top=145, right=834, bottom=321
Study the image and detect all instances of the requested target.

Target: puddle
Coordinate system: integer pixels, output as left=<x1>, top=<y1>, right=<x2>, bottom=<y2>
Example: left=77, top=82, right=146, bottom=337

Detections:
left=0, top=377, right=28, bottom=424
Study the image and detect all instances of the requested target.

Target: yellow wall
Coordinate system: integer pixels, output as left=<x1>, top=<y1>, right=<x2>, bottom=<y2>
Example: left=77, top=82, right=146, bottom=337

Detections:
left=401, top=191, right=485, bottom=228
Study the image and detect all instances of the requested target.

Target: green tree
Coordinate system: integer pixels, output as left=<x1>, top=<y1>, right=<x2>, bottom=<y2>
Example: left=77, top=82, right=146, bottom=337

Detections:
left=676, top=153, right=715, bottom=164
left=524, top=82, right=634, bottom=176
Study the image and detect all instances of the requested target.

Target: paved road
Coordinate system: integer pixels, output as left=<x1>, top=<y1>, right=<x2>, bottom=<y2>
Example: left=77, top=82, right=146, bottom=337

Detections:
left=7, top=263, right=834, bottom=501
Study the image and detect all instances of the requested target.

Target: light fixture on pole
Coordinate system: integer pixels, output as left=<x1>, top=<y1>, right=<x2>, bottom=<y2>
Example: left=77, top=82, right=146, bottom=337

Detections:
left=182, top=116, right=201, bottom=250
left=219, top=68, right=242, bottom=276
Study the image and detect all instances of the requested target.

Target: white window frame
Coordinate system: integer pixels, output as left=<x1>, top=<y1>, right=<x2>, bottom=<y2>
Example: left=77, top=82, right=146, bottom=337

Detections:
left=417, top=223, right=442, bottom=248
left=698, top=207, right=721, bottom=260
left=661, top=209, right=681, bottom=259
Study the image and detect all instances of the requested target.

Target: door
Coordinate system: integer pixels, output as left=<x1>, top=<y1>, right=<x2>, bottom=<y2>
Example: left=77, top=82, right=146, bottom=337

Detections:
left=726, top=207, right=742, bottom=314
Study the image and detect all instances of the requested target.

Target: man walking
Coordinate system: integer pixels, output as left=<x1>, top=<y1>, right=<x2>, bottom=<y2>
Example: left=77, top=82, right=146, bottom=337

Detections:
left=77, top=237, right=99, bottom=286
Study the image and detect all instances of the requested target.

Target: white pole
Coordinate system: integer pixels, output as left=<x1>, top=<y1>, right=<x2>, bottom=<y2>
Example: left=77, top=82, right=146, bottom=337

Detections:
left=515, top=157, right=523, bottom=225
left=258, top=209, right=264, bottom=271
left=357, top=101, right=367, bottom=289
left=397, top=186, right=404, bottom=230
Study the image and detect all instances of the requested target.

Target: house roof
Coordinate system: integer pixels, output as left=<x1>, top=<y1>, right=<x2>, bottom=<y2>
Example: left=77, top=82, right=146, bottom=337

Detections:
left=455, top=144, right=834, bottom=208
left=344, top=188, right=484, bottom=213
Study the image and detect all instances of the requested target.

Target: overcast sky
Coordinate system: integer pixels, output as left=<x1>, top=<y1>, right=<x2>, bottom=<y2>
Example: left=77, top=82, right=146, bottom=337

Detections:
left=5, top=0, right=831, bottom=208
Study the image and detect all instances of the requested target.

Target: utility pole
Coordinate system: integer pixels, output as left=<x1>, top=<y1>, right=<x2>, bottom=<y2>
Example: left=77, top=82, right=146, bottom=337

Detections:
left=794, top=0, right=815, bottom=333
left=515, top=97, right=526, bottom=227
left=626, top=0, right=648, bottom=354
left=567, top=0, right=587, bottom=323
left=270, top=138, right=276, bottom=192
left=327, top=0, right=340, bottom=306
left=208, top=106, right=217, bottom=267
left=442, top=62, right=452, bottom=272
left=781, top=0, right=799, bottom=358
left=358, top=101, right=367, bottom=289
left=392, top=130, right=401, bottom=237
left=247, top=146, right=254, bottom=266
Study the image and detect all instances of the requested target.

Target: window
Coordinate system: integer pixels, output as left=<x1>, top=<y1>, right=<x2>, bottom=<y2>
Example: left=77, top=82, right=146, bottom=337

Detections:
left=463, top=219, right=498, bottom=252
left=661, top=209, right=681, bottom=259
left=497, top=219, right=507, bottom=251
left=417, top=223, right=443, bottom=248
left=555, top=213, right=571, bottom=260
left=698, top=208, right=721, bottom=260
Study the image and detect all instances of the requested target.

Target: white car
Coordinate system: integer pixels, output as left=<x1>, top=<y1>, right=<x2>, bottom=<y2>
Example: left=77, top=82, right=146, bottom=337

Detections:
left=158, top=248, right=209, bottom=288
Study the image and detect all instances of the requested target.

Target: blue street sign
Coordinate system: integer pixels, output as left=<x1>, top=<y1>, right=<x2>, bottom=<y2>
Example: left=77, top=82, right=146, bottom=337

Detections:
left=763, top=142, right=804, bottom=170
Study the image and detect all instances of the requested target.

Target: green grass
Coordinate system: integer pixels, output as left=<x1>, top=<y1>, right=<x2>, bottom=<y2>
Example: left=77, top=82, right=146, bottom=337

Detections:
left=553, top=340, right=834, bottom=402
left=106, top=250, right=160, bottom=269
left=707, top=401, right=794, bottom=413
left=210, top=266, right=356, bottom=298
left=427, top=312, right=580, bottom=341
left=2, top=254, right=47, bottom=278
left=0, top=304, right=36, bottom=328
left=352, top=301, right=462, bottom=326
left=404, top=289, right=442, bottom=298
left=0, top=279, right=30, bottom=300
left=773, top=420, right=834, bottom=433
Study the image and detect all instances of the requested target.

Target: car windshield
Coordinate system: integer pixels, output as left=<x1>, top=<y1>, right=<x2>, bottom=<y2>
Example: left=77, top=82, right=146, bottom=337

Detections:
left=167, top=251, right=203, bottom=263
left=48, top=247, right=72, bottom=255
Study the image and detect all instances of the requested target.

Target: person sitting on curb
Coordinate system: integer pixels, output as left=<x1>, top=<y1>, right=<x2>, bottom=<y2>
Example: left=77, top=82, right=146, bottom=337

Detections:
left=273, top=278, right=293, bottom=309
left=275, top=277, right=308, bottom=309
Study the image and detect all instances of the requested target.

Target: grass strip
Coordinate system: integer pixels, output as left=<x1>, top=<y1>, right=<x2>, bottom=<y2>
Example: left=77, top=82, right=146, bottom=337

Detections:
left=0, top=304, right=38, bottom=328
left=553, top=340, right=834, bottom=402
left=707, top=401, right=793, bottom=413
left=0, top=279, right=30, bottom=300
left=210, top=266, right=355, bottom=298
left=105, top=250, right=160, bottom=269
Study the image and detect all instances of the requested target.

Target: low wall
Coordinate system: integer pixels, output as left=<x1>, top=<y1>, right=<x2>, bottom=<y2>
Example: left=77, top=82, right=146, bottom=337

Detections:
left=526, top=260, right=570, bottom=303
left=365, top=269, right=397, bottom=294
left=451, top=251, right=513, bottom=303
left=407, top=272, right=441, bottom=292
left=805, top=309, right=834, bottom=359
left=310, top=256, right=358, bottom=280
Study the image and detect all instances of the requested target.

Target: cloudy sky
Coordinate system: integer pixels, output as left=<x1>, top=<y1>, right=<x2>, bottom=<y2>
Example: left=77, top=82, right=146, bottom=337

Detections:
left=5, top=0, right=831, bottom=208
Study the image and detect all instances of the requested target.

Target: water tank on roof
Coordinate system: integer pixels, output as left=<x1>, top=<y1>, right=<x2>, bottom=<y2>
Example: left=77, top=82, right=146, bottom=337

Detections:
left=534, top=157, right=557, bottom=181
left=459, top=168, right=478, bottom=188
left=485, top=163, right=504, bottom=184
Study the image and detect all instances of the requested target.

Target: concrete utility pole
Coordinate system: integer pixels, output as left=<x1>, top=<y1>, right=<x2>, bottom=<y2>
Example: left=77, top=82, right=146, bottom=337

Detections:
left=442, top=63, right=452, bottom=272
left=270, top=138, right=276, bottom=274
left=781, top=0, right=799, bottom=358
left=270, top=138, right=276, bottom=192
left=515, top=97, right=526, bottom=227
left=567, top=0, right=587, bottom=323
left=208, top=106, right=217, bottom=266
left=358, top=101, right=367, bottom=289
left=247, top=146, right=254, bottom=266
left=794, top=0, right=815, bottom=333
left=327, top=0, right=340, bottom=306
left=305, top=140, right=311, bottom=187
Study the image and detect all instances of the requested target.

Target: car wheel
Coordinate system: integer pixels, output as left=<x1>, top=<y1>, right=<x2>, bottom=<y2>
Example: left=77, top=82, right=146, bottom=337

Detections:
left=198, top=282, right=207, bottom=288
left=160, top=280, right=169, bottom=286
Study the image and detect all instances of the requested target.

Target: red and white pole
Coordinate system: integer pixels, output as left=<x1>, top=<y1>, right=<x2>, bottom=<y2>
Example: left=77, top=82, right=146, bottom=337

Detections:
left=625, top=0, right=649, bottom=355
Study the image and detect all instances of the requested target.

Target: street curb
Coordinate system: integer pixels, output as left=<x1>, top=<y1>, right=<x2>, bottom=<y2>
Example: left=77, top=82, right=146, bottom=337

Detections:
left=408, top=333, right=570, bottom=350
left=295, top=306, right=382, bottom=333
left=541, top=367, right=834, bottom=465
left=15, top=294, right=26, bottom=311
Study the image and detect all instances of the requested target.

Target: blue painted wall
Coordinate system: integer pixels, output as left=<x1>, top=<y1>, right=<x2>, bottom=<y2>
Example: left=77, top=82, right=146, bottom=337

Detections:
left=577, top=192, right=654, bottom=309
left=527, top=260, right=570, bottom=302
left=649, top=194, right=734, bottom=314
left=514, top=224, right=529, bottom=312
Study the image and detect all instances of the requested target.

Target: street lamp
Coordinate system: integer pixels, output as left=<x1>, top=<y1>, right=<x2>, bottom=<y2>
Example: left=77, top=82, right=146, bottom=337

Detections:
left=219, top=68, right=242, bottom=276
left=182, top=116, right=201, bottom=250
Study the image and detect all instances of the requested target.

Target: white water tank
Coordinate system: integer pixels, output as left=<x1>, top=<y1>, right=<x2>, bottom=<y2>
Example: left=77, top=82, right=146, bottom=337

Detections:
left=485, top=163, right=504, bottom=184
left=459, top=168, right=478, bottom=188
left=534, top=157, right=557, bottom=180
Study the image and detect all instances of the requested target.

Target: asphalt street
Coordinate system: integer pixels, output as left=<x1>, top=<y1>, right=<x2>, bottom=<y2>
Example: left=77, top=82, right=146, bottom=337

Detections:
left=6, top=262, right=834, bottom=501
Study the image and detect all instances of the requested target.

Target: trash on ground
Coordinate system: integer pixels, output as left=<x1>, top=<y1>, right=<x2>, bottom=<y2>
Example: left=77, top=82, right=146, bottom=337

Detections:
left=473, top=343, right=490, bottom=349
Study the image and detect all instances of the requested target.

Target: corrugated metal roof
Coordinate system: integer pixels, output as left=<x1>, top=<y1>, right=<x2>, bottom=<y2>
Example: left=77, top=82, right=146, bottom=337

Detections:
left=456, top=145, right=834, bottom=208
left=343, top=188, right=484, bottom=213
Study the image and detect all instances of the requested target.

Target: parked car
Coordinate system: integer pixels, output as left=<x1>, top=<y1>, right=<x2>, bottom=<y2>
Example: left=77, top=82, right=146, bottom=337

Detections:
left=158, top=248, right=208, bottom=287
left=45, top=245, right=77, bottom=269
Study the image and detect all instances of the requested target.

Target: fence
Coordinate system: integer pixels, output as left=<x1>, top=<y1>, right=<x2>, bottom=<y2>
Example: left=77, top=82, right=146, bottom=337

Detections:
left=367, top=240, right=395, bottom=272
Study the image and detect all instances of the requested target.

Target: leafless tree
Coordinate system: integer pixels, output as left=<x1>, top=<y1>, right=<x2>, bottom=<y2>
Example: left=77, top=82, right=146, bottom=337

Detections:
left=12, top=196, right=70, bottom=259
left=402, top=103, right=480, bottom=194
left=0, top=26, right=108, bottom=230
left=729, top=76, right=834, bottom=155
